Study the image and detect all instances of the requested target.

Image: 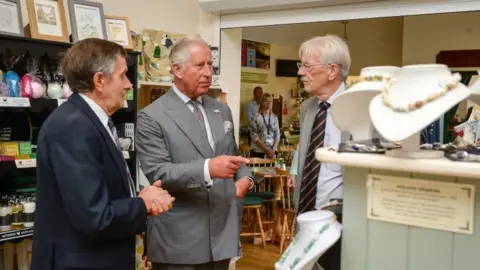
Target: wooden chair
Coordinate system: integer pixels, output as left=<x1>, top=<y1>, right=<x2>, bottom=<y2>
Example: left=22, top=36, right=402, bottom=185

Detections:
left=271, top=168, right=296, bottom=253
left=246, top=158, right=276, bottom=234
left=240, top=196, right=267, bottom=248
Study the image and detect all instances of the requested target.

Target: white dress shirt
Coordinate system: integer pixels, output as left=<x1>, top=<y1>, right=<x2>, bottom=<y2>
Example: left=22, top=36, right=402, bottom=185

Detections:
left=79, top=93, right=115, bottom=143
left=79, top=93, right=136, bottom=197
left=172, top=85, right=215, bottom=187
left=290, top=83, right=345, bottom=209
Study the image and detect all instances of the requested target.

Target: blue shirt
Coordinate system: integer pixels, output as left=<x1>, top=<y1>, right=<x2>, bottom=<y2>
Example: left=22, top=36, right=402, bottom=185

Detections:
left=290, top=83, right=345, bottom=209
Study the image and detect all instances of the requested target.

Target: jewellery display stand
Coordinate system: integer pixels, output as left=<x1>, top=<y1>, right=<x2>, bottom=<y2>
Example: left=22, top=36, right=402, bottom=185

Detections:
left=332, top=66, right=400, bottom=141
left=315, top=147, right=480, bottom=270
left=274, top=210, right=342, bottom=270
left=370, top=64, right=470, bottom=143
left=385, top=132, right=444, bottom=159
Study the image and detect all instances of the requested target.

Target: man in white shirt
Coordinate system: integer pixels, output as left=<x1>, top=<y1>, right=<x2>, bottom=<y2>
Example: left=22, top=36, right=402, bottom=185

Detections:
left=288, top=34, right=351, bottom=270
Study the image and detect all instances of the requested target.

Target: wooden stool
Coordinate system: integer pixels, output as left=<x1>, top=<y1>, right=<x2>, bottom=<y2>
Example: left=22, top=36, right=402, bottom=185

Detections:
left=240, top=196, right=267, bottom=249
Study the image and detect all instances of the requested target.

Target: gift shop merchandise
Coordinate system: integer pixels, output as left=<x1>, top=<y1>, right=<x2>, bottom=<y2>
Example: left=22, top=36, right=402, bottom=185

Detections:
left=369, top=64, right=470, bottom=158
left=275, top=210, right=342, bottom=270
left=332, top=66, right=400, bottom=141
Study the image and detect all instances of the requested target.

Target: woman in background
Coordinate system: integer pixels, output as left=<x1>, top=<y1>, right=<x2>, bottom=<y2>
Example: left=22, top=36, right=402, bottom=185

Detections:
left=249, top=93, right=280, bottom=158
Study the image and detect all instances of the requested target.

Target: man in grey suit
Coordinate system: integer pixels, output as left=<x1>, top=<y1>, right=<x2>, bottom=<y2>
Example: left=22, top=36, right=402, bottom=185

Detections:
left=288, top=34, right=351, bottom=270
left=136, top=36, right=255, bottom=270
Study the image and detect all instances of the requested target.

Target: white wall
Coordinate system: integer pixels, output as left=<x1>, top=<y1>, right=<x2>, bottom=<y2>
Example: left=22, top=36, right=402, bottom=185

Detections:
left=402, top=11, right=480, bottom=65
left=242, top=17, right=404, bottom=76
left=19, top=0, right=219, bottom=46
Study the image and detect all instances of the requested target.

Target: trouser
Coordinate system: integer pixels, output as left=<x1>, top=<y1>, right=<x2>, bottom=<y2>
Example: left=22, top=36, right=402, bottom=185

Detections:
left=152, top=259, right=230, bottom=270
left=250, top=150, right=265, bottom=158
left=317, top=199, right=343, bottom=270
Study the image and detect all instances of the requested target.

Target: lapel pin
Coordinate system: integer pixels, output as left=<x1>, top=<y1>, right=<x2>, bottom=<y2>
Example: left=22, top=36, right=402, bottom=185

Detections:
left=214, top=109, right=220, bottom=114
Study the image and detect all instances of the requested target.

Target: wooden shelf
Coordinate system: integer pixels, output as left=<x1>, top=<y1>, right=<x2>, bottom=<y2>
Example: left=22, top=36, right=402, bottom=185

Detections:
left=315, top=147, right=480, bottom=179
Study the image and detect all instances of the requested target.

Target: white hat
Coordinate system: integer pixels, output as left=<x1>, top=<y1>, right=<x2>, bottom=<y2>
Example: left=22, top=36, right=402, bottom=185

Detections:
left=370, top=64, right=470, bottom=142
left=332, top=66, right=400, bottom=141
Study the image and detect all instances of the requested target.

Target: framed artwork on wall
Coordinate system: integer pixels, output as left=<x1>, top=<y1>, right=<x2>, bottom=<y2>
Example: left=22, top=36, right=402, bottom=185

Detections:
left=25, top=0, right=69, bottom=42
left=0, top=0, right=24, bottom=37
left=68, top=0, right=107, bottom=42
left=104, top=15, right=132, bottom=49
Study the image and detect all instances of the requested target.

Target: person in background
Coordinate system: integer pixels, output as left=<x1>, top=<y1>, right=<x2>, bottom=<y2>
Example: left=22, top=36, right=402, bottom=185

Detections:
left=288, top=34, right=351, bottom=270
left=31, top=38, right=174, bottom=270
left=249, top=93, right=281, bottom=158
left=245, top=86, right=263, bottom=124
left=245, top=86, right=263, bottom=144
left=135, top=35, right=255, bottom=270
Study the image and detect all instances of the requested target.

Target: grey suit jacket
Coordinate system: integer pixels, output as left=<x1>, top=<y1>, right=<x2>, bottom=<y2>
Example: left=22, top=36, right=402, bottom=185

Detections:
left=135, top=89, right=251, bottom=265
left=293, top=97, right=350, bottom=212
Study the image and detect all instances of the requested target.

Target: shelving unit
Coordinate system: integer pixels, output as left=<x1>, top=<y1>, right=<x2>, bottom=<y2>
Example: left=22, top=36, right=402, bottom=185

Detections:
left=0, top=34, right=140, bottom=244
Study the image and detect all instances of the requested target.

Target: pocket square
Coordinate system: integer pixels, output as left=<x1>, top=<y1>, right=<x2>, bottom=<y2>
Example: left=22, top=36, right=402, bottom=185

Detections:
left=224, top=121, right=232, bottom=133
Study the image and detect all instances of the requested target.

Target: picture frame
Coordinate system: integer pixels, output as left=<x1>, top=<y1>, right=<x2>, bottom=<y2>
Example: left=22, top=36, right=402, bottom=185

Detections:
left=104, top=15, right=133, bottom=49
left=0, top=0, right=24, bottom=37
left=25, top=0, right=69, bottom=42
left=68, top=0, right=107, bottom=42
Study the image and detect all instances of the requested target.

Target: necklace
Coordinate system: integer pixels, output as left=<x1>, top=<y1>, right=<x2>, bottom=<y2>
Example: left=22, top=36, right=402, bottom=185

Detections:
left=348, top=75, right=390, bottom=87
left=381, top=73, right=461, bottom=113
left=277, top=216, right=337, bottom=269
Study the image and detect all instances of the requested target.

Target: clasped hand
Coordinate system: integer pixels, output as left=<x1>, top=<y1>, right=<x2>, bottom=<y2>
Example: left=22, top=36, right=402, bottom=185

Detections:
left=138, top=180, right=175, bottom=216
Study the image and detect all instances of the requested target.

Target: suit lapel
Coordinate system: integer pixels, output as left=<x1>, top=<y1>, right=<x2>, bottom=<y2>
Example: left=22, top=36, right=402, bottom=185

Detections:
left=202, top=97, right=224, bottom=151
left=164, top=90, right=213, bottom=158
left=69, top=93, right=131, bottom=195
left=299, top=98, right=317, bottom=176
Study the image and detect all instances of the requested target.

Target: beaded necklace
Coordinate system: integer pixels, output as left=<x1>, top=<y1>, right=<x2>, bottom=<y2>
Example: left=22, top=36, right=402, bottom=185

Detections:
left=381, top=73, right=462, bottom=112
left=348, top=75, right=389, bottom=87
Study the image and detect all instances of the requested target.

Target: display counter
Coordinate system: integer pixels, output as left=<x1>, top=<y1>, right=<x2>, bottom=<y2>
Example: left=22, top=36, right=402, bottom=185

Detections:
left=316, top=147, right=480, bottom=270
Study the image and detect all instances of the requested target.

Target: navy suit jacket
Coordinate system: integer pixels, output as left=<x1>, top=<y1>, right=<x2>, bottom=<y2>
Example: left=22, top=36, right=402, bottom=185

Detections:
left=31, top=93, right=148, bottom=270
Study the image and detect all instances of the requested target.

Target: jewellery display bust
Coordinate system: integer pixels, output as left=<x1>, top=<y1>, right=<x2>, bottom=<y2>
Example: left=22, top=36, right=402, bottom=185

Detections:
left=332, top=66, right=400, bottom=141
left=275, top=210, right=342, bottom=270
left=369, top=64, right=471, bottom=159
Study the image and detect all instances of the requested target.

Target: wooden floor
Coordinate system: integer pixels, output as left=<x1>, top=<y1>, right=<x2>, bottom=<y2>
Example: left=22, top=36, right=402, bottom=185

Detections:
left=236, top=243, right=281, bottom=270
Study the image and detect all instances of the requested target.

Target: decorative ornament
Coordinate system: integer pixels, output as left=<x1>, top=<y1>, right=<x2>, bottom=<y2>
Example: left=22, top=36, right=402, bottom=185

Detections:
left=381, top=73, right=461, bottom=113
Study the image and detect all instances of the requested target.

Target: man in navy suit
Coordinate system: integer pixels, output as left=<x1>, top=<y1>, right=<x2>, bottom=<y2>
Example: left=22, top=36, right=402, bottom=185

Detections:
left=31, top=38, right=174, bottom=270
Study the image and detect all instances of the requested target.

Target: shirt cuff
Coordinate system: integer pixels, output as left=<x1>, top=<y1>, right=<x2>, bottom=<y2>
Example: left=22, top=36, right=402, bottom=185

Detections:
left=204, top=159, right=213, bottom=187
left=245, top=176, right=255, bottom=191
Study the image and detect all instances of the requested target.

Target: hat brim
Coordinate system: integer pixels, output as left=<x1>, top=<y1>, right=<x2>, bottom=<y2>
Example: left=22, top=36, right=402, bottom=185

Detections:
left=369, top=84, right=471, bottom=142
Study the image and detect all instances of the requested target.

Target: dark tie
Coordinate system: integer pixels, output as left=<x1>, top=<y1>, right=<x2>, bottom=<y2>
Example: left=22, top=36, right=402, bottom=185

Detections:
left=298, top=101, right=329, bottom=214
left=107, top=118, right=136, bottom=197
left=189, top=100, right=207, bottom=135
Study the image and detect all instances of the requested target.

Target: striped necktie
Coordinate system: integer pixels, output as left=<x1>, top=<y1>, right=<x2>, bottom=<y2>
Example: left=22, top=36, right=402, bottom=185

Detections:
left=107, top=118, right=136, bottom=197
left=189, top=100, right=207, bottom=136
left=298, top=101, right=329, bottom=214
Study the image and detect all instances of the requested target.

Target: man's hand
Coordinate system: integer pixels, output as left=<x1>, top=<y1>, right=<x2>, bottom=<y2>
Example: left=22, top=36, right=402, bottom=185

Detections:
left=287, top=175, right=295, bottom=188
left=235, top=178, right=252, bottom=199
left=138, top=180, right=175, bottom=216
left=209, top=155, right=250, bottom=179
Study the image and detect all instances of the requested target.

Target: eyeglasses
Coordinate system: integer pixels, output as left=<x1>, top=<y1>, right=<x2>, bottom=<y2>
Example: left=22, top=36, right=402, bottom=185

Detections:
left=297, top=62, right=331, bottom=72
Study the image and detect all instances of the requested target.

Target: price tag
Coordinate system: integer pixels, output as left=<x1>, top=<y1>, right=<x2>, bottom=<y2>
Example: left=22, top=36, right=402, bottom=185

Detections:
left=57, top=99, right=67, bottom=106
left=123, top=151, right=130, bottom=159
left=15, top=159, right=36, bottom=168
left=0, top=97, right=31, bottom=107
left=123, top=100, right=128, bottom=108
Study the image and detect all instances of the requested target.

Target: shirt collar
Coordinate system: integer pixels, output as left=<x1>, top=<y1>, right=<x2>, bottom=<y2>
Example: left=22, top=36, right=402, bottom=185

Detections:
left=172, top=84, right=203, bottom=104
left=78, top=92, right=109, bottom=127
left=318, top=82, right=346, bottom=105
